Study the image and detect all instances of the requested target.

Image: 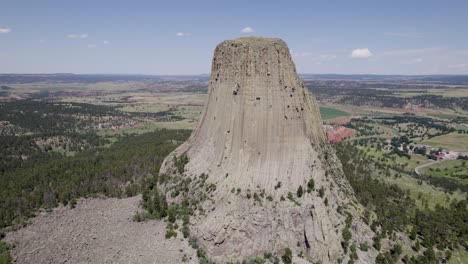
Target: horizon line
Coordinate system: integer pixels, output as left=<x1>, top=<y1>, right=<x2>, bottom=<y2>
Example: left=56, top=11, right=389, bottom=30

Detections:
left=1, top=73, right=468, bottom=77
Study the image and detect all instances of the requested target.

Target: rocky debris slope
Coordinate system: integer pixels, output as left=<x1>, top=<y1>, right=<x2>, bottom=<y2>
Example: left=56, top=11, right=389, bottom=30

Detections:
left=5, top=196, right=196, bottom=264
left=160, top=37, right=377, bottom=263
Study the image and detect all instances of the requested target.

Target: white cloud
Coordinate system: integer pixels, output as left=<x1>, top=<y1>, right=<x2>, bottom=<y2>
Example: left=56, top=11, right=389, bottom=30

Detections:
left=39, top=39, right=45, bottom=43
left=351, top=48, right=372, bottom=58
left=67, top=33, right=88, bottom=39
left=448, top=63, right=466, bottom=69
left=103, top=40, right=110, bottom=44
left=176, top=32, right=191, bottom=37
left=0, top=28, right=12, bottom=33
left=87, top=44, right=97, bottom=48
left=241, top=26, right=255, bottom=33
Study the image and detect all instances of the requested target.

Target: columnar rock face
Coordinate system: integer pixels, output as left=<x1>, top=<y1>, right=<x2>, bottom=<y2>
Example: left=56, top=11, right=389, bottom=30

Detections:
left=160, top=37, right=375, bottom=263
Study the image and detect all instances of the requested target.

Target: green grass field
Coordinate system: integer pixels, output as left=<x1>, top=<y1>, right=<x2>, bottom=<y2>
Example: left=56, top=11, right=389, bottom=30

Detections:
left=449, top=247, right=468, bottom=264
left=381, top=172, right=465, bottom=210
left=319, top=106, right=350, bottom=120
left=420, top=133, right=468, bottom=152
left=421, top=160, right=468, bottom=185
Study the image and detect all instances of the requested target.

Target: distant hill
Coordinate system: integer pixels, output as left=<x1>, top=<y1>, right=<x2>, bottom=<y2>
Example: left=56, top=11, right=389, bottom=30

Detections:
left=1, top=73, right=468, bottom=85
left=300, top=74, right=468, bottom=85
left=0, top=74, right=209, bottom=84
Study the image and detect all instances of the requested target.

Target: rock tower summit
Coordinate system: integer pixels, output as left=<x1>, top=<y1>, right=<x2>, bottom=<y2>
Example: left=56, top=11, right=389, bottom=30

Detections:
left=160, top=37, right=375, bottom=263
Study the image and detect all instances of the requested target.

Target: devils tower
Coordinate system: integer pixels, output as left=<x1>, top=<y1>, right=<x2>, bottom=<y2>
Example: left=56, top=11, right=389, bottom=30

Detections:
left=160, top=37, right=376, bottom=263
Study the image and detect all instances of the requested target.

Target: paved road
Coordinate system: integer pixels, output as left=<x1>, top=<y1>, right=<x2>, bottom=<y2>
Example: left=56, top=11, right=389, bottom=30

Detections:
left=414, top=159, right=441, bottom=176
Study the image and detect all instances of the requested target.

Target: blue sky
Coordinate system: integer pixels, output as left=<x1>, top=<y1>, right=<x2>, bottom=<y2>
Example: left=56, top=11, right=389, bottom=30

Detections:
left=1, top=0, right=467, bottom=75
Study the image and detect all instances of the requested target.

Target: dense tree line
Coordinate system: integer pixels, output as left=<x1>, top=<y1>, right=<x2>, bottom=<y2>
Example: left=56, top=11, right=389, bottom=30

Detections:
left=0, top=129, right=191, bottom=228
left=0, top=132, right=108, bottom=174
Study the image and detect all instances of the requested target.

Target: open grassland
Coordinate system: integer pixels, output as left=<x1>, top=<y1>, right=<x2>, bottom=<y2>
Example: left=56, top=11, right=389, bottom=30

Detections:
left=61, top=92, right=205, bottom=133
left=381, top=171, right=465, bottom=210
left=353, top=146, right=466, bottom=209
left=358, top=146, right=432, bottom=171
left=98, top=118, right=198, bottom=137
left=421, top=159, right=468, bottom=185
left=60, top=92, right=206, bottom=108
left=449, top=248, right=468, bottom=264
left=319, top=106, right=350, bottom=120
left=420, top=132, right=468, bottom=151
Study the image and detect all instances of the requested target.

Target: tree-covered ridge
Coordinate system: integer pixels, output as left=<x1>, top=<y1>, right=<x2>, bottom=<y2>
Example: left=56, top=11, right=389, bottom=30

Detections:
left=0, top=99, right=189, bottom=176
left=0, top=129, right=191, bottom=228
left=0, top=100, right=127, bottom=133
left=336, top=143, right=467, bottom=263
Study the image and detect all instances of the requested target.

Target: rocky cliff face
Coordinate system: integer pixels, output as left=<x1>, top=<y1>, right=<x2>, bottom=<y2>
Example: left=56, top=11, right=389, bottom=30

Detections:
left=160, top=37, right=376, bottom=263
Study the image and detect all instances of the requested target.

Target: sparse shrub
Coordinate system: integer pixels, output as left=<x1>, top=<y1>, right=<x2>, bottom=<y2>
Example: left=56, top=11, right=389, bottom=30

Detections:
left=190, top=237, right=199, bottom=249
left=373, top=234, right=381, bottom=250
left=174, top=154, right=189, bottom=174
left=281, top=248, right=292, bottom=264
left=307, top=179, right=315, bottom=193
left=165, top=224, right=177, bottom=239
left=182, top=224, right=190, bottom=238
left=390, top=243, right=402, bottom=261
left=247, top=257, right=267, bottom=264
left=318, top=186, right=325, bottom=198
left=342, top=228, right=351, bottom=246
left=133, top=212, right=143, bottom=222
left=254, top=192, right=261, bottom=203
left=274, top=181, right=282, bottom=190
left=359, top=242, right=368, bottom=251
left=69, top=198, right=77, bottom=208
left=197, top=248, right=209, bottom=264
left=168, top=205, right=178, bottom=223
left=296, top=185, right=303, bottom=198
left=350, top=243, right=358, bottom=262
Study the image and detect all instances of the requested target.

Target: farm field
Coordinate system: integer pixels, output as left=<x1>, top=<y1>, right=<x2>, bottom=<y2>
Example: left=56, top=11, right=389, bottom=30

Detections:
left=319, top=106, right=350, bottom=120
